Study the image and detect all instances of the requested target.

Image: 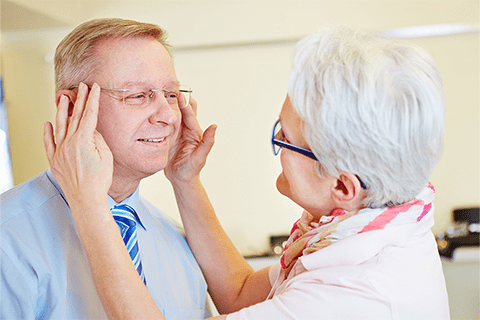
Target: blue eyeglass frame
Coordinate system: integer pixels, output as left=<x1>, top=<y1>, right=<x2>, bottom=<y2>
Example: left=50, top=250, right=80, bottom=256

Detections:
left=271, top=119, right=368, bottom=190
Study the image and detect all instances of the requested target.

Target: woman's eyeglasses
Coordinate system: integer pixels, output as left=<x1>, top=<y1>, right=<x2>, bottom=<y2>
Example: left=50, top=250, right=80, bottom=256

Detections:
left=271, top=119, right=368, bottom=190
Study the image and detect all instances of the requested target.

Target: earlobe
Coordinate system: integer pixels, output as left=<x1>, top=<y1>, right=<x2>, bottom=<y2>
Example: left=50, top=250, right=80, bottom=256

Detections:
left=332, top=172, right=357, bottom=202
left=332, top=171, right=367, bottom=211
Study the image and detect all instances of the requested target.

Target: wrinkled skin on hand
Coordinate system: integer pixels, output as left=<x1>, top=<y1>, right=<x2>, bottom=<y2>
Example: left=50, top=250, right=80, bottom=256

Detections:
left=164, top=94, right=217, bottom=185
left=44, top=83, right=113, bottom=208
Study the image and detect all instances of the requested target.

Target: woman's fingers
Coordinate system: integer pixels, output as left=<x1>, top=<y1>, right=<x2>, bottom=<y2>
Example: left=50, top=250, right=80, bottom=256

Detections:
left=179, top=97, right=201, bottom=134
left=67, top=82, right=89, bottom=137
left=78, top=83, right=101, bottom=136
left=55, top=94, right=70, bottom=146
left=43, top=121, right=55, bottom=165
left=45, top=82, right=113, bottom=201
left=196, top=124, right=217, bottom=161
left=94, top=130, right=113, bottom=168
left=54, top=82, right=101, bottom=149
left=190, top=97, right=198, bottom=116
left=47, top=82, right=104, bottom=168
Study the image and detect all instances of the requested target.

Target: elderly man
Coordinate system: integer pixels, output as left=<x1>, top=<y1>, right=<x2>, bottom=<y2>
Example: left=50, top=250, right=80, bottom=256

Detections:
left=1, top=18, right=209, bottom=319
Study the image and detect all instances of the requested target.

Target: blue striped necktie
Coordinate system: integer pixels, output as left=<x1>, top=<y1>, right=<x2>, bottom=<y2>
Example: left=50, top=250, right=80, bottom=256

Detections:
left=111, top=204, right=146, bottom=285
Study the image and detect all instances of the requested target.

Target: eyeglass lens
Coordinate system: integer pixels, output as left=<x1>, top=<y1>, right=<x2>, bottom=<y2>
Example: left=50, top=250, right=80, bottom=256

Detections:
left=273, top=121, right=281, bottom=155
left=118, top=85, right=191, bottom=108
left=180, top=86, right=192, bottom=107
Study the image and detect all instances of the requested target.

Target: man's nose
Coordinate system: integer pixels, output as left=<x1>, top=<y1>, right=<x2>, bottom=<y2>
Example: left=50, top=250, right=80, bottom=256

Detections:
left=148, top=93, right=178, bottom=125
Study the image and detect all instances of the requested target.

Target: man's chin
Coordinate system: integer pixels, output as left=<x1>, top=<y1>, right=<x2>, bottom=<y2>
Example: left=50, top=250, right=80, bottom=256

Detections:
left=141, top=165, right=167, bottom=178
left=113, top=162, right=167, bottom=182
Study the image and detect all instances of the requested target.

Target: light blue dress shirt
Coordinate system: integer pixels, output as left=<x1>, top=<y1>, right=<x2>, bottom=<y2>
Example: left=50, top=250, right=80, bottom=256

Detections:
left=1, top=169, right=210, bottom=319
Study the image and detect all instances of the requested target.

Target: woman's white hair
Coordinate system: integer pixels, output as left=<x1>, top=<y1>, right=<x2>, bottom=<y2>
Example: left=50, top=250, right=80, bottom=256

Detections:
left=288, top=26, right=445, bottom=207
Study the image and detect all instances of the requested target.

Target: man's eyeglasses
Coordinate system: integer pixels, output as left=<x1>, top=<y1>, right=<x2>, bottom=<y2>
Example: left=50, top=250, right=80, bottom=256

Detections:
left=68, top=85, right=193, bottom=109
left=271, top=119, right=368, bottom=190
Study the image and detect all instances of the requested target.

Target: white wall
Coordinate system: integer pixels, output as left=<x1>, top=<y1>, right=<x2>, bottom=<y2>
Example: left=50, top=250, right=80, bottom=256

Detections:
left=2, top=0, right=479, bottom=255
left=142, top=30, right=480, bottom=254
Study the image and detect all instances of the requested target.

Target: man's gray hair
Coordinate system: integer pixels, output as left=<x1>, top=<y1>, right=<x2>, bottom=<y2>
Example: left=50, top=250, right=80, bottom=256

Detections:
left=54, top=18, right=169, bottom=92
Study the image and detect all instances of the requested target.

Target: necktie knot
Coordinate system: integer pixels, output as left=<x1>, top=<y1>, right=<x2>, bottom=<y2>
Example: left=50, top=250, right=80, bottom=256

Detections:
left=112, top=204, right=137, bottom=229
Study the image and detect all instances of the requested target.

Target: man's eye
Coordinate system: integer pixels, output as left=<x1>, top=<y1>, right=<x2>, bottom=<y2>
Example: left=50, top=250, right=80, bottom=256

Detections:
left=164, top=92, right=178, bottom=99
left=123, top=92, right=148, bottom=106
left=164, top=91, right=179, bottom=105
left=127, top=93, right=147, bottom=100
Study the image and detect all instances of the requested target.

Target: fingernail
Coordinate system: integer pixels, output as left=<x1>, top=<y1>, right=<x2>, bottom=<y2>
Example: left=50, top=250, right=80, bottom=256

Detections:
left=60, top=94, right=68, bottom=103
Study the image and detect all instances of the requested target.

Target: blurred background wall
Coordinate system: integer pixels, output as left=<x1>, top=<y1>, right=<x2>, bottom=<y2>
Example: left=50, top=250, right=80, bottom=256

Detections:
left=1, top=0, right=478, bottom=256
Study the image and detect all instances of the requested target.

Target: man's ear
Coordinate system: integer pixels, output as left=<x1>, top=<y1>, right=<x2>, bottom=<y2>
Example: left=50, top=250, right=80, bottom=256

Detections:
left=55, top=90, right=76, bottom=115
left=332, top=171, right=361, bottom=204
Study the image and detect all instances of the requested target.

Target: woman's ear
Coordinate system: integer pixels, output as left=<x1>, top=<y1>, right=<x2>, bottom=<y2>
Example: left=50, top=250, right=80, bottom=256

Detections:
left=332, top=171, right=365, bottom=208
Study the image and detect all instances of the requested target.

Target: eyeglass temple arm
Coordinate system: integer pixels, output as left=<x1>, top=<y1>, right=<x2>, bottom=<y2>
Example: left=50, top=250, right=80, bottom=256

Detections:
left=272, top=138, right=368, bottom=190
left=273, top=140, right=317, bottom=160
left=68, top=85, right=128, bottom=92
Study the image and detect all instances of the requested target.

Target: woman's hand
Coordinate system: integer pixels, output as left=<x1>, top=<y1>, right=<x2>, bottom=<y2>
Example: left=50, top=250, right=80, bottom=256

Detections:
left=43, top=83, right=113, bottom=208
left=165, top=96, right=217, bottom=185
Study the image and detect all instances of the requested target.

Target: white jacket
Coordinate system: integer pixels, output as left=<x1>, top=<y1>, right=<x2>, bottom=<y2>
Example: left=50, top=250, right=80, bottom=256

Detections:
left=228, top=206, right=449, bottom=320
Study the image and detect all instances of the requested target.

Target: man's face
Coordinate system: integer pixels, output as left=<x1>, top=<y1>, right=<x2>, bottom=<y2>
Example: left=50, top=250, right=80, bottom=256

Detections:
left=92, top=37, right=181, bottom=184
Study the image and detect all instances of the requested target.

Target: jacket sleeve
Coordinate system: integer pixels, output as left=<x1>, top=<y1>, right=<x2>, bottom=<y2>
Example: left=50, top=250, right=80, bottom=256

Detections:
left=226, top=270, right=391, bottom=320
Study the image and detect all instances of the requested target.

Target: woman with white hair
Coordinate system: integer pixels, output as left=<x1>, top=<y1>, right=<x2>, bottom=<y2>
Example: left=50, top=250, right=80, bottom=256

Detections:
left=44, top=25, right=449, bottom=319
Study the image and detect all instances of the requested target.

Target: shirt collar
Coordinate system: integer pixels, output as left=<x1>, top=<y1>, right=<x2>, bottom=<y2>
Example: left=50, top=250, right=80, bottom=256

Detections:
left=46, top=168, right=67, bottom=203
left=46, top=168, right=146, bottom=231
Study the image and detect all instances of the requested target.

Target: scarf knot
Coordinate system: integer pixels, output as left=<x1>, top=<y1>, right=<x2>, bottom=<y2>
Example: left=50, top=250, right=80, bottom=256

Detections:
left=280, top=183, right=435, bottom=276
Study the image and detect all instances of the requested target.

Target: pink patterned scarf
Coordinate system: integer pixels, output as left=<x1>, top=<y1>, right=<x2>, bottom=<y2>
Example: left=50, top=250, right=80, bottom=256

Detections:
left=280, top=183, right=435, bottom=277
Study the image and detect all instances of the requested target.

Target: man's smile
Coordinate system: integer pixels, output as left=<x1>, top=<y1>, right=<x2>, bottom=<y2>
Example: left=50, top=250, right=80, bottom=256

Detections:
left=137, top=138, right=166, bottom=143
